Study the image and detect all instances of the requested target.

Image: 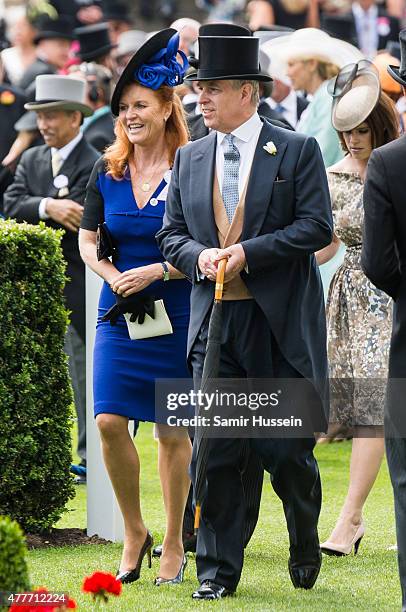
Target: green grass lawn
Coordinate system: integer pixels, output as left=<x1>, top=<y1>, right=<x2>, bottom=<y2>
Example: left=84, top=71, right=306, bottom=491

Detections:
left=27, top=424, right=400, bottom=611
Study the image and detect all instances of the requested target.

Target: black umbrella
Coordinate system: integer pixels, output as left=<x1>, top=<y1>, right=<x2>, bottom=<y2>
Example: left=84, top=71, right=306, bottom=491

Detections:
left=194, top=258, right=227, bottom=532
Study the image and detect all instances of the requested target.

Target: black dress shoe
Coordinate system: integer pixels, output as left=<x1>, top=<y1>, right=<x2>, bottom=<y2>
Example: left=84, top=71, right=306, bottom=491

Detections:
left=288, top=555, right=322, bottom=590
left=192, top=580, right=234, bottom=600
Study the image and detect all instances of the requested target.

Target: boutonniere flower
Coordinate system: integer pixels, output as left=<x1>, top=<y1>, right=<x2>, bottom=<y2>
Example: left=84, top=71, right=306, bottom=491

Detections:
left=263, top=141, right=277, bottom=156
left=377, top=16, right=390, bottom=37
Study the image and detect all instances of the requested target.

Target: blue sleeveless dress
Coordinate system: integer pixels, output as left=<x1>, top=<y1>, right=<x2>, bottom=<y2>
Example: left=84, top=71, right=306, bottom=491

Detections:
left=92, top=168, right=191, bottom=422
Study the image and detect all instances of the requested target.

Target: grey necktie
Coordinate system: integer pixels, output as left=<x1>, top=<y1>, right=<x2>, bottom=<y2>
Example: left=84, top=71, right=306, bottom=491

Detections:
left=222, top=133, right=240, bottom=223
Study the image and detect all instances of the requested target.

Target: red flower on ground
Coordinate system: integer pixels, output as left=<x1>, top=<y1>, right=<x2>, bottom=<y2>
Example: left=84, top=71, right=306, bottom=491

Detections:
left=82, top=571, right=122, bottom=602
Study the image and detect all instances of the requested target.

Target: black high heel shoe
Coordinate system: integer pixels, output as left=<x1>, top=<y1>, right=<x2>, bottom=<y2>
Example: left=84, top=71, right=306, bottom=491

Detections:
left=154, top=554, right=187, bottom=586
left=116, top=531, right=153, bottom=584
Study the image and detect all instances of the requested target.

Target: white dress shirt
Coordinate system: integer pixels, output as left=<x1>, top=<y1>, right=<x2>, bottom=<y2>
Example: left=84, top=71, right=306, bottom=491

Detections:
left=196, top=113, right=263, bottom=280
left=267, top=89, right=298, bottom=128
left=39, top=132, right=83, bottom=219
left=216, top=112, right=263, bottom=197
left=352, top=2, right=379, bottom=59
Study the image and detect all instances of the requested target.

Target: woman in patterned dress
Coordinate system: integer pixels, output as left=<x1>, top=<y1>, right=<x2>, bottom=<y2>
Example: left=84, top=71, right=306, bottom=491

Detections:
left=316, top=61, right=400, bottom=555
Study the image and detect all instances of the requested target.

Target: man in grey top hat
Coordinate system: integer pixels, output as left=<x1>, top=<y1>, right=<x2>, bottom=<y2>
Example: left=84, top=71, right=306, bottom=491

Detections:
left=4, top=74, right=100, bottom=481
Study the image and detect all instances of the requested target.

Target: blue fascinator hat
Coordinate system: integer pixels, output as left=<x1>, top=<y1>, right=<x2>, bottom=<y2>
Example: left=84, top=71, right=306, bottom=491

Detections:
left=111, top=28, right=188, bottom=116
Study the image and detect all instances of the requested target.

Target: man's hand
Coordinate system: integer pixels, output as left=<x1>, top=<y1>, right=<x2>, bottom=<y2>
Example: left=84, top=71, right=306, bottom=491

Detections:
left=214, top=244, right=246, bottom=283
left=198, top=248, right=222, bottom=281
left=45, top=198, right=84, bottom=232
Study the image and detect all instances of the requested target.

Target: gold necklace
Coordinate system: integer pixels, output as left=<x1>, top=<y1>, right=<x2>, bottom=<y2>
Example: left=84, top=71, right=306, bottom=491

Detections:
left=139, top=155, right=166, bottom=192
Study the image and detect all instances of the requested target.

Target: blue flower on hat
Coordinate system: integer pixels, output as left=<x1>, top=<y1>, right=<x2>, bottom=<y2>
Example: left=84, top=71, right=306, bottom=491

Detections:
left=135, top=32, right=188, bottom=90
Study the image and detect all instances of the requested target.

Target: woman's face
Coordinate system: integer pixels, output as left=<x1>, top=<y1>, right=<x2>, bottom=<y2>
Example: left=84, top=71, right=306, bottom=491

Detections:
left=118, top=83, right=171, bottom=147
left=10, top=17, right=36, bottom=46
left=342, top=122, right=373, bottom=160
left=286, top=59, right=312, bottom=91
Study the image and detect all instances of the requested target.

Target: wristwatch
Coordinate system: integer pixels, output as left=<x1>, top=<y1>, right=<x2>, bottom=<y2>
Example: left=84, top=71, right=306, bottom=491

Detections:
left=161, top=262, right=170, bottom=282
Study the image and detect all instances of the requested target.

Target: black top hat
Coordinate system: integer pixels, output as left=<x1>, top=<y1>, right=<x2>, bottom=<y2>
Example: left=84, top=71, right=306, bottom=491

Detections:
left=74, top=23, right=116, bottom=62
left=386, top=40, right=401, bottom=61
left=186, top=36, right=272, bottom=82
left=188, top=23, right=251, bottom=69
left=388, top=29, right=406, bottom=86
left=111, top=28, right=188, bottom=116
left=34, top=15, right=74, bottom=44
left=320, top=14, right=358, bottom=46
left=102, top=1, right=133, bottom=24
left=198, top=23, right=251, bottom=37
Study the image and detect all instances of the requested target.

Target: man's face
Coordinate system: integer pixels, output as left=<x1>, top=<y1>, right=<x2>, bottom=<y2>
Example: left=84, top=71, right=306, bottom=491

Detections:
left=36, top=110, right=80, bottom=148
left=37, top=38, right=71, bottom=69
left=197, top=80, right=251, bottom=133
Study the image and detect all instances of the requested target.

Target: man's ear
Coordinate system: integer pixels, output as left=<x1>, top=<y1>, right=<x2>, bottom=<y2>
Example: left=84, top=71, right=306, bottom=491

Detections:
left=241, top=82, right=253, bottom=106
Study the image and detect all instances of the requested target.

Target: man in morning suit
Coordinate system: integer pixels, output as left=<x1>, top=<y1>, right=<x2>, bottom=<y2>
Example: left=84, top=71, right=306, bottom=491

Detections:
left=4, top=74, right=99, bottom=480
left=362, top=29, right=406, bottom=611
left=156, top=30, right=333, bottom=600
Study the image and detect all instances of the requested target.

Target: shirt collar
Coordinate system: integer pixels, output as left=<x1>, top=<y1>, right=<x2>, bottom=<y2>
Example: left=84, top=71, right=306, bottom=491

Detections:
left=352, top=2, right=377, bottom=17
left=52, top=131, right=83, bottom=161
left=268, top=89, right=296, bottom=113
left=217, top=112, right=262, bottom=147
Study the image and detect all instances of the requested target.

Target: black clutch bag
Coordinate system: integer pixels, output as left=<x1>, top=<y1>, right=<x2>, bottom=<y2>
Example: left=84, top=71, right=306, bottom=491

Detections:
left=96, top=222, right=117, bottom=261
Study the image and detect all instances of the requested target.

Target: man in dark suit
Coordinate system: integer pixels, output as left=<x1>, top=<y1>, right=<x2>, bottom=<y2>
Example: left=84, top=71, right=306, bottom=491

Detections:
left=362, top=29, right=406, bottom=610
left=18, top=15, right=74, bottom=92
left=157, top=31, right=332, bottom=599
left=349, top=0, right=399, bottom=57
left=4, top=74, right=99, bottom=482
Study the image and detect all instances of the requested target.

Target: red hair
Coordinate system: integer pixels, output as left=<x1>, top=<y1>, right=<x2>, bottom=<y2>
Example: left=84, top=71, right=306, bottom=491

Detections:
left=104, top=85, right=189, bottom=180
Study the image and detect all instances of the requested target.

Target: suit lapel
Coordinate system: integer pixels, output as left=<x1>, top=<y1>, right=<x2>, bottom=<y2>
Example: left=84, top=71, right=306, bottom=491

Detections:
left=41, top=147, right=55, bottom=197
left=242, top=120, right=287, bottom=240
left=190, top=132, right=219, bottom=247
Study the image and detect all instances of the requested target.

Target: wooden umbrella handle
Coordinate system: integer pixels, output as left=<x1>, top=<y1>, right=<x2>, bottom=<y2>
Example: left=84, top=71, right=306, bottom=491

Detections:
left=215, top=257, right=227, bottom=301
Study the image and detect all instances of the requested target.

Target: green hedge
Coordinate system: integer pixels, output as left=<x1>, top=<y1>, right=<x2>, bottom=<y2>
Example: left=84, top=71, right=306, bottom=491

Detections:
left=0, top=220, right=75, bottom=533
left=0, top=516, right=30, bottom=595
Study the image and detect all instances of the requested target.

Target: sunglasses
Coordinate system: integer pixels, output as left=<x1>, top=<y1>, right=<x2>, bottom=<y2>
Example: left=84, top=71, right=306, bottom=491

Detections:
left=327, top=59, right=376, bottom=98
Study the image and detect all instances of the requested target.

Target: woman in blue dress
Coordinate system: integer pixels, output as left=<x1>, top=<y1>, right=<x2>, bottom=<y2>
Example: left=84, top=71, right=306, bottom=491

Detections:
left=79, top=29, right=192, bottom=586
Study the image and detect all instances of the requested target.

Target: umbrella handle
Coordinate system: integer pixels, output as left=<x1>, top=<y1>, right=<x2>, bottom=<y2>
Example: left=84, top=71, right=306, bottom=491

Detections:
left=215, top=258, right=227, bottom=301
left=194, top=503, right=201, bottom=533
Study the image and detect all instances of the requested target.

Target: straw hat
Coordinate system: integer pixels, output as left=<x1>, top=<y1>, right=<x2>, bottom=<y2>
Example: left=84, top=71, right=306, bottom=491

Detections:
left=262, top=28, right=363, bottom=69
left=331, top=61, right=380, bottom=131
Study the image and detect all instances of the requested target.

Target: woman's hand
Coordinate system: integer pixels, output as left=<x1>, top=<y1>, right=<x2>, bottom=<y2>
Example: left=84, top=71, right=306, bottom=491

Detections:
left=111, top=264, right=162, bottom=297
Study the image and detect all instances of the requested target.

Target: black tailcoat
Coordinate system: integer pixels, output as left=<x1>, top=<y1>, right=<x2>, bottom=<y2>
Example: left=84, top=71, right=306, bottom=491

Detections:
left=362, top=135, right=406, bottom=429
left=157, top=118, right=333, bottom=425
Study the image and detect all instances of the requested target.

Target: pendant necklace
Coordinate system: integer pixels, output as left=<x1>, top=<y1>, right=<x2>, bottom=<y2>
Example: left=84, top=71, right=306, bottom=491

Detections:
left=140, top=154, right=166, bottom=192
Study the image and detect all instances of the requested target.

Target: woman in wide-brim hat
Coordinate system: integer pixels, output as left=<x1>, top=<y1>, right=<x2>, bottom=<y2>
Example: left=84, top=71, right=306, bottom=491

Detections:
left=315, top=60, right=399, bottom=557
left=262, top=28, right=363, bottom=167
left=79, top=28, right=192, bottom=586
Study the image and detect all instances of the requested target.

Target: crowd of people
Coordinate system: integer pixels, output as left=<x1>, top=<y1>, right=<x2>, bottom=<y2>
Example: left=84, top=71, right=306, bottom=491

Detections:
left=1, top=0, right=406, bottom=606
